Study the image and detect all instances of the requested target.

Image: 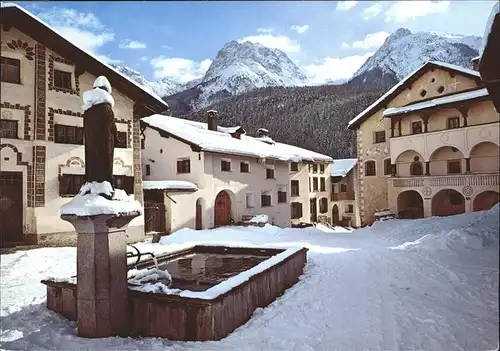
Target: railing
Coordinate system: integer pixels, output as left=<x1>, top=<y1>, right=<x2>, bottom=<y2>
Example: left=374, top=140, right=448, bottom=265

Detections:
left=390, top=172, right=500, bottom=188
left=331, top=192, right=353, bottom=201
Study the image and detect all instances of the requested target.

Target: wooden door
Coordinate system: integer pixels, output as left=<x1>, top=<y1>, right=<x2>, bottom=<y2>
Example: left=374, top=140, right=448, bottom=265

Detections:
left=214, top=191, right=231, bottom=226
left=0, top=172, right=23, bottom=246
left=310, top=198, right=317, bottom=223
left=195, top=202, right=202, bottom=230
left=332, top=205, right=339, bottom=224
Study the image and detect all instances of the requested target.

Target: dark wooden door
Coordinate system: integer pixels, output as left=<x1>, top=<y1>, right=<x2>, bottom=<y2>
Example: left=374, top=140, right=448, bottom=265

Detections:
left=214, top=191, right=231, bottom=226
left=332, top=205, right=339, bottom=224
left=144, top=200, right=166, bottom=234
left=195, top=202, right=202, bottom=230
left=310, top=198, right=317, bottom=223
left=0, top=172, right=23, bottom=245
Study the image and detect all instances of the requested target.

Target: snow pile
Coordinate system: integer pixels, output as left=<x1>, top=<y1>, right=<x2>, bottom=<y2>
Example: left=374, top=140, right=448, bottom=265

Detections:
left=60, top=181, right=142, bottom=216
left=128, top=267, right=172, bottom=286
left=314, top=222, right=354, bottom=233
left=247, top=214, right=268, bottom=223
left=142, top=180, right=198, bottom=191
left=81, top=76, right=115, bottom=112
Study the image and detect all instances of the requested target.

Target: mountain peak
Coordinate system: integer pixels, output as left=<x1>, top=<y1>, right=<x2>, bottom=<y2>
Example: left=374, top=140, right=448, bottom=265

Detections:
left=389, top=28, right=412, bottom=41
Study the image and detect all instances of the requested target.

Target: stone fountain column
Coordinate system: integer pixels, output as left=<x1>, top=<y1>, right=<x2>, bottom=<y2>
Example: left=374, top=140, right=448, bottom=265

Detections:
left=60, top=75, right=142, bottom=338
left=62, top=212, right=138, bottom=338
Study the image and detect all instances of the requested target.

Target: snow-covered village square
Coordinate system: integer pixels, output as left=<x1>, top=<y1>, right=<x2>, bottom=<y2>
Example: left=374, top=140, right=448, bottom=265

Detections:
left=1, top=1, right=499, bottom=350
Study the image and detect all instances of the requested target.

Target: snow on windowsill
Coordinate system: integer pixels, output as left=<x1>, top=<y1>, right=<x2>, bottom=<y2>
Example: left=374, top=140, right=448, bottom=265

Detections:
left=128, top=247, right=303, bottom=300
left=60, top=181, right=143, bottom=217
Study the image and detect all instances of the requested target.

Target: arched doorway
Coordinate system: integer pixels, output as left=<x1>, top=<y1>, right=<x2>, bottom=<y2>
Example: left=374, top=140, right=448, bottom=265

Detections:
left=195, top=198, right=205, bottom=230
left=397, top=190, right=424, bottom=219
left=473, top=191, right=500, bottom=212
left=431, top=189, right=465, bottom=217
left=214, top=191, right=232, bottom=226
left=332, top=205, right=339, bottom=224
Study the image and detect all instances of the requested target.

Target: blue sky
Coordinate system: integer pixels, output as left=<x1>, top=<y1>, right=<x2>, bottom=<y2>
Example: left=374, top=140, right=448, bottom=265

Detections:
left=10, top=1, right=497, bottom=84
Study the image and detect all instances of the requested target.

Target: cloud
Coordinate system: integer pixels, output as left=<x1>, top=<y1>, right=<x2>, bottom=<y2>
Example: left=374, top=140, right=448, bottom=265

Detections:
left=140, top=56, right=149, bottom=62
left=150, top=57, right=212, bottom=84
left=342, top=31, right=390, bottom=50
left=238, top=34, right=300, bottom=53
left=161, top=44, right=172, bottom=50
left=290, top=24, right=310, bottom=34
left=384, top=1, right=451, bottom=23
left=302, top=52, right=374, bottom=84
left=336, top=1, right=358, bottom=11
left=257, top=28, right=274, bottom=33
left=36, top=7, right=114, bottom=54
left=119, top=40, right=147, bottom=49
left=362, top=3, right=384, bottom=20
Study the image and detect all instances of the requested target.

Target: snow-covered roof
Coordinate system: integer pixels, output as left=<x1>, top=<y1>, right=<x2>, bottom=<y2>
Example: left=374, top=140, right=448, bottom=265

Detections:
left=347, top=61, right=482, bottom=129
left=472, top=55, right=481, bottom=61
left=1, top=3, right=168, bottom=109
left=141, top=115, right=333, bottom=163
left=331, top=158, right=357, bottom=177
left=143, top=180, right=198, bottom=192
left=482, top=1, right=500, bottom=53
left=383, top=88, right=490, bottom=117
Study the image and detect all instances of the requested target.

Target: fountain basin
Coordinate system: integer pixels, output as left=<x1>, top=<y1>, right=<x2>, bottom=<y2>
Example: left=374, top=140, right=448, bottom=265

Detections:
left=41, top=245, right=308, bottom=341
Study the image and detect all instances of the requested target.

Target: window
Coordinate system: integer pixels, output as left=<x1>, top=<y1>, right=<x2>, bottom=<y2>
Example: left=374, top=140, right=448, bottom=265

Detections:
left=320, top=177, right=326, bottom=191
left=312, top=164, right=318, bottom=173
left=365, top=161, right=376, bottom=176
left=290, top=162, right=299, bottom=172
left=291, top=180, right=299, bottom=196
left=246, top=193, right=255, bottom=208
left=278, top=190, right=287, bottom=203
left=145, top=164, right=151, bottom=176
left=115, top=131, right=127, bottom=148
left=291, top=202, right=303, bottom=219
left=412, top=121, right=422, bottom=134
left=266, top=167, right=275, bottom=179
left=221, top=159, right=231, bottom=172
left=309, top=178, right=311, bottom=192
left=261, top=193, right=272, bottom=207
left=374, top=131, right=386, bottom=144
left=447, top=160, right=461, bottom=174
left=319, top=197, right=328, bottom=214
left=420, top=89, right=427, bottom=97
left=340, top=183, right=347, bottom=193
left=0, top=56, right=20, bottom=84
left=437, top=86, right=445, bottom=94
left=384, top=158, right=392, bottom=176
left=177, top=158, right=191, bottom=173
left=55, top=124, right=84, bottom=145
left=59, top=174, right=85, bottom=196
left=113, top=175, right=134, bottom=195
left=319, top=164, right=325, bottom=173
left=346, top=204, right=354, bottom=213
left=0, top=119, right=18, bottom=139
left=447, top=117, right=460, bottom=129
left=141, top=136, right=145, bottom=150
left=54, top=70, right=72, bottom=90
left=240, top=162, right=249, bottom=173
left=312, top=177, right=318, bottom=191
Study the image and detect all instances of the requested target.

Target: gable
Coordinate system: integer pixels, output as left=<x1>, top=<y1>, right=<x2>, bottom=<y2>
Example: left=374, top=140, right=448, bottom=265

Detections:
left=347, top=61, right=483, bottom=130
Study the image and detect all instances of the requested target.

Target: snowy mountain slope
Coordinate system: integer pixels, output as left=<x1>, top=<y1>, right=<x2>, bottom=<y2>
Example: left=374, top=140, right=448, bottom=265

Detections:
left=351, top=28, right=481, bottom=82
left=183, top=40, right=308, bottom=109
left=110, top=64, right=183, bottom=98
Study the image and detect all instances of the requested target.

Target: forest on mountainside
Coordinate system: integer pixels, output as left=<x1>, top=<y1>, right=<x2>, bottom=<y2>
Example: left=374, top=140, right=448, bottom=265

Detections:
left=169, top=83, right=389, bottom=159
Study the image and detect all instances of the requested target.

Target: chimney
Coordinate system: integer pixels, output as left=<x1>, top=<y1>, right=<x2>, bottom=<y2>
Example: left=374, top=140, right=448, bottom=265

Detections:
left=471, top=56, right=480, bottom=71
left=207, top=110, right=218, bottom=131
left=257, top=128, right=269, bottom=137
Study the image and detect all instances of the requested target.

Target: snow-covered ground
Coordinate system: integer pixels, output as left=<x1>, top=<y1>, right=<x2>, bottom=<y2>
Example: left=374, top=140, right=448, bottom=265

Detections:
left=1, top=207, right=499, bottom=350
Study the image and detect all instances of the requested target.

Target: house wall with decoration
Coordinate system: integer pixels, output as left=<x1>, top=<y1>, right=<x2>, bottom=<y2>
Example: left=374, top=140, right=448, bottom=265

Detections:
left=0, top=25, right=144, bottom=246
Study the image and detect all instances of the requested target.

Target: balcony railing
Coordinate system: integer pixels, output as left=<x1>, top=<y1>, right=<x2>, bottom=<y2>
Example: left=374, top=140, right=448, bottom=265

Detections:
left=390, top=172, right=500, bottom=188
left=331, top=192, right=354, bottom=201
